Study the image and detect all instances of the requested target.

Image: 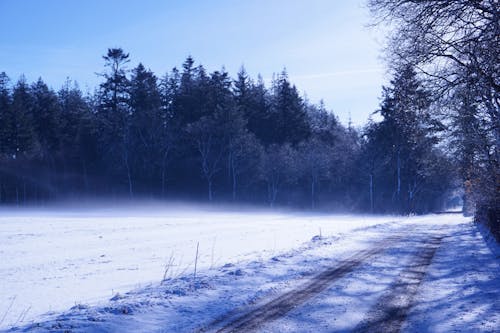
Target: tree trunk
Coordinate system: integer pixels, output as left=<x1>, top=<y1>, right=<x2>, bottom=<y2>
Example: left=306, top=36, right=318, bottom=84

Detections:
left=231, top=157, right=238, bottom=201
left=161, top=167, right=167, bottom=197
left=311, top=180, right=315, bottom=210
left=82, top=159, right=89, bottom=192
left=408, top=177, right=418, bottom=213
left=124, top=152, right=133, bottom=198
left=268, top=182, right=278, bottom=207
left=397, top=148, right=401, bottom=198
left=232, top=171, right=237, bottom=201
left=369, top=173, right=374, bottom=213
left=161, top=151, right=169, bottom=197
left=208, top=179, right=213, bottom=201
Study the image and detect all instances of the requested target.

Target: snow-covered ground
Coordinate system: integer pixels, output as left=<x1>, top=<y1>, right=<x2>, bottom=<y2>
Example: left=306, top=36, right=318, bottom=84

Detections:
left=0, top=204, right=498, bottom=332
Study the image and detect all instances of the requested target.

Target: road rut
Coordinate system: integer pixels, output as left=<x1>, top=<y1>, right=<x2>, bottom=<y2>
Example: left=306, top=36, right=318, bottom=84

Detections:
left=354, top=235, right=443, bottom=333
left=199, top=234, right=411, bottom=333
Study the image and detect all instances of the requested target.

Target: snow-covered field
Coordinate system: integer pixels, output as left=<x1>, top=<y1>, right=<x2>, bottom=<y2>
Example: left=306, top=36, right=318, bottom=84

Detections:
left=0, top=204, right=498, bottom=332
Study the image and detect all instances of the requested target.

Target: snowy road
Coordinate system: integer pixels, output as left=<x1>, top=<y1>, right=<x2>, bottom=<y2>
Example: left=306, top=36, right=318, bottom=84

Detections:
left=204, top=233, right=408, bottom=332
left=353, top=235, right=443, bottom=332
left=1, top=207, right=498, bottom=332
left=202, top=229, right=448, bottom=333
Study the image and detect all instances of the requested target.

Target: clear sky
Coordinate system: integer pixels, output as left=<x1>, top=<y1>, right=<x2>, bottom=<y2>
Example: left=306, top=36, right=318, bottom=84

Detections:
left=0, top=0, right=387, bottom=126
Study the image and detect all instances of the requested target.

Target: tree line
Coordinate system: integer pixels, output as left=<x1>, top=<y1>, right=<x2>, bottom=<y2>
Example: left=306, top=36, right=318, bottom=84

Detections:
left=0, top=49, right=456, bottom=213
left=368, top=0, right=499, bottom=237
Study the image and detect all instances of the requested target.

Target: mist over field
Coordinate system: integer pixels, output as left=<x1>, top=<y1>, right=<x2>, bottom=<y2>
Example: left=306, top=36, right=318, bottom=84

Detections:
left=0, top=202, right=400, bottom=328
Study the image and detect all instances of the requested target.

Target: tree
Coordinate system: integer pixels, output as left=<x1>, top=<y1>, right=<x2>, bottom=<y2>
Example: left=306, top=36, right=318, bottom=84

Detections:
left=305, top=102, right=358, bottom=209
left=8, top=76, right=36, bottom=158
left=381, top=65, right=438, bottom=212
left=0, top=73, right=11, bottom=156
left=233, top=68, right=270, bottom=144
left=129, top=63, right=166, bottom=193
left=225, top=115, right=262, bottom=201
left=360, top=65, right=452, bottom=214
left=369, top=0, right=499, bottom=232
left=186, top=115, right=224, bottom=201
left=0, top=72, right=11, bottom=202
left=0, top=77, right=39, bottom=204
left=97, top=48, right=133, bottom=196
left=358, top=120, right=391, bottom=213
left=99, top=48, right=130, bottom=113
left=449, top=79, right=496, bottom=216
left=297, top=138, right=331, bottom=209
left=368, top=0, right=499, bottom=99
left=30, top=78, right=62, bottom=197
left=175, top=56, right=208, bottom=125
left=259, top=144, right=297, bottom=207
left=159, top=69, right=181, bottom=195
left=31, top=78, right=61, bottom=156
left=268, top=70, right=310, bottom=145
left=58, top=80, right=96, bottom=192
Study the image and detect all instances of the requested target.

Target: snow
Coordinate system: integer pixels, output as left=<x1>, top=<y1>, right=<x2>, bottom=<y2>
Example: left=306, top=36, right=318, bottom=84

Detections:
left=402, top=222, right=500, bottom=332
left=0, top=204, right=397, bottom=330
left=0, top=205, right=498, bottom=332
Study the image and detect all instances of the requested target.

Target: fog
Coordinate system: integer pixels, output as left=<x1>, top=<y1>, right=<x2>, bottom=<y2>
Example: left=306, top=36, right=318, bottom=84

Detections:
left=0, top=201, right=397, bottom=329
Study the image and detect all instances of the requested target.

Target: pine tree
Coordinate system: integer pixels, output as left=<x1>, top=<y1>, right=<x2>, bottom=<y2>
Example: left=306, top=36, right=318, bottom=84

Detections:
left=0, top=72, right=11, bottom=203
left=31, top=78, right=61, bottom=155
left=0, top=72, right=11, bottom=155
left=129, top=63, right=165, bottom=192
left=158, top=68, right=181, bottom=195
left=362, top=65, right=451, bottom=214
left=58, top=80, right=95, bottom=191
left=97, top=48, right=133, bottom=196
left=233, top=69, right=270, bottom=144
left=176, top=56, right=207, bottom=125
left=9, top=76, right=36, bottom=158
left=269, top=70, right=309, bottom=145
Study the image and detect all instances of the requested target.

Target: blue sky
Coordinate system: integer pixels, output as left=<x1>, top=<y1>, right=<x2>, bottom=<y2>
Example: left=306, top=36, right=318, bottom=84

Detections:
left=0, top=0, right=387, bottom=125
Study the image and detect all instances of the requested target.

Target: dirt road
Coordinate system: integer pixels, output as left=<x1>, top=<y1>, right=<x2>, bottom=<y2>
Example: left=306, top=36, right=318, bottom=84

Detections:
left=354, top=236, right=443, bottom=332
left=199, top=233, right=443, bottom=333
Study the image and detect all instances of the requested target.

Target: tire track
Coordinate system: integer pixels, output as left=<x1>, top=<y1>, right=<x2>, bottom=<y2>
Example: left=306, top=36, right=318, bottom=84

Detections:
left=198, top=234, right=408, bottom=333
left=353, top=235, right=443, bottom=333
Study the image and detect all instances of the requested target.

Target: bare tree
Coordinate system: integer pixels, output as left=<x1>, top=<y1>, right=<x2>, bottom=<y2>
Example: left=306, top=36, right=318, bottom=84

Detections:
left=186, top=116, right=224, bottom=201
left=297, top=138, right=331, bottom=209
left=259, top=144, right=297, bottom=207
left=369, top=0, right=498, bottom=149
